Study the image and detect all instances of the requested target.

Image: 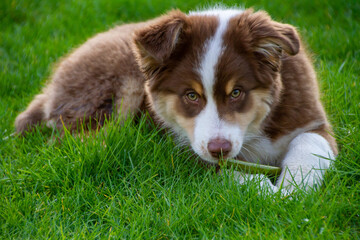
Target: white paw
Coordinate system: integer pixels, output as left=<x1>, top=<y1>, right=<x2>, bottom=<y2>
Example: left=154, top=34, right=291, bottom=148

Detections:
left=275, top=132, right=335, bottom=194
left=228, top=170, right=280, bottom=194
left=276, top=166, right=323, bottom=194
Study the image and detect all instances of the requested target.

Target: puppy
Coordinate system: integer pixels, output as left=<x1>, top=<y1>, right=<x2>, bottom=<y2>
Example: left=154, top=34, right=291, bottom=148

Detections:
left=15, top=8, right=337, bottom=193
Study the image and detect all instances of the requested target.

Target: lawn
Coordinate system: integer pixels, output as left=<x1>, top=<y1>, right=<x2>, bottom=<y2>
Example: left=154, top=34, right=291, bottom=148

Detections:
left=1, top=0, right=359, bottom=238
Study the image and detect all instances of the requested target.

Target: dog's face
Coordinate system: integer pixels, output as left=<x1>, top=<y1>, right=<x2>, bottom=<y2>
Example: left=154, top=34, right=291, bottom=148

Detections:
left=133, top=9, right=299, bottom=164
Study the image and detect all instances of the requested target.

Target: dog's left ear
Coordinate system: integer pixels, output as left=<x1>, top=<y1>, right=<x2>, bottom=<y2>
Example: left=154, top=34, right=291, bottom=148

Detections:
left=253, top=20, right=300, bottom=72
left=133, top=10, right=186, bottom=79
left=236, top=10, right=300, bottom=80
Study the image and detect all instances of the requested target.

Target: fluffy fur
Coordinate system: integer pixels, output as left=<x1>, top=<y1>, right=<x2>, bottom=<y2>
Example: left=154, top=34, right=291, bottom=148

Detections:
left=15, top=8, right=337, bottom=193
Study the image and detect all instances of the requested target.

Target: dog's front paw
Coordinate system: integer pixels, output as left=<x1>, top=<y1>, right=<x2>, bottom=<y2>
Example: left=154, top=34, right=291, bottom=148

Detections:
left=275, top=166, right=323, bottom=195
left=229, top=170, right=279, bottom=194
left=275, top=132, right=335, bottom=194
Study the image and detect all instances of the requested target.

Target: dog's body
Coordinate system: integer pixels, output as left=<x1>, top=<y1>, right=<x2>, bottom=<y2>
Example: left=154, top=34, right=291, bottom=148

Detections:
left=15, top=8, right=337, bottom=193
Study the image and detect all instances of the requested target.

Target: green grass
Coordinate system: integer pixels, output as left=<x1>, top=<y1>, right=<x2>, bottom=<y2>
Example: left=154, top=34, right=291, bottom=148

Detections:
left=1, top=0, right=359, bottom=238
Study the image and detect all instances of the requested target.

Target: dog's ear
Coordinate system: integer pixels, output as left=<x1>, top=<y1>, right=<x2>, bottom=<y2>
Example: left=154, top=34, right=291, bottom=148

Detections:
left=236, top=10, right=300, bottom=81
left=133, top=10, right=186, bottom=79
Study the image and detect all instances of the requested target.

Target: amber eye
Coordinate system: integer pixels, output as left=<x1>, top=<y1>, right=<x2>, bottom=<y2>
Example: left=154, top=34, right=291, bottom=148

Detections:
left=186, top=92, right=199, bottom=101
left=230, top=89, right=242, bottom=99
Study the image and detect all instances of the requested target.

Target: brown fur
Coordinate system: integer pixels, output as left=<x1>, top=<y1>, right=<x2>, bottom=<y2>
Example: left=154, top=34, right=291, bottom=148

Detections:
left=15, top=22, right=147, bottom=132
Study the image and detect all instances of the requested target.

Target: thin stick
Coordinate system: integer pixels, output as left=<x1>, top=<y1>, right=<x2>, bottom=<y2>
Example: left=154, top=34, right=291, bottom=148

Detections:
left=220, top=159, right=282, bottom=177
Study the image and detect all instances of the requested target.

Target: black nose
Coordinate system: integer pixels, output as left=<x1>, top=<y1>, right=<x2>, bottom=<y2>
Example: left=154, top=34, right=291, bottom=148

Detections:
left=207, top=138, right=232, bottom=158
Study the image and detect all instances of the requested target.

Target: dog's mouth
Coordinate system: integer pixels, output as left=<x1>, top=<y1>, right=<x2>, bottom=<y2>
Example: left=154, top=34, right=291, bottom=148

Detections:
left=196, top=151, right=239, bottom=166
left=195, top=156, right=222, bottom=174
left=191, top=140, right=243, bottom=166
left=197, top=157, right=219, bottom=166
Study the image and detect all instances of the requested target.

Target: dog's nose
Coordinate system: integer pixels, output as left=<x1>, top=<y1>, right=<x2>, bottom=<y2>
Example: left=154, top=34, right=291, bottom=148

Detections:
left=207, top=138, right=232, bottom=158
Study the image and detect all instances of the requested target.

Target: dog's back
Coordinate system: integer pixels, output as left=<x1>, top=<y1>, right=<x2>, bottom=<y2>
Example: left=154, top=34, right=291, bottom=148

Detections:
left=15, top=23, right=146, bottom=132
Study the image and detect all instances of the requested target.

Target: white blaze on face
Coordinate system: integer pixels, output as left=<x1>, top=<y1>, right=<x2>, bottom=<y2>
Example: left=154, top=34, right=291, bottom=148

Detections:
left=190, top=9, right=245, bottom=163
left=193, top=98, right=244, bottom=163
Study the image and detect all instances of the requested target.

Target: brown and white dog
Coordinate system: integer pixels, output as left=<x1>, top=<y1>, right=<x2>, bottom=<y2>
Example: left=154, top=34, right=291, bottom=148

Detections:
left=15, top=7, right=337, bottom=193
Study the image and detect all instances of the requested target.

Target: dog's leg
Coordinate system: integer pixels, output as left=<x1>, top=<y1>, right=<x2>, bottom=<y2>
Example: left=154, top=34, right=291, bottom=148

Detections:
left=276, top=132, right=335, bottom=193
left=221, top=169, right=279, bottom=193
left=114, top=77, right=145, bottom=122
left=233, top=172, right=280, bottom=192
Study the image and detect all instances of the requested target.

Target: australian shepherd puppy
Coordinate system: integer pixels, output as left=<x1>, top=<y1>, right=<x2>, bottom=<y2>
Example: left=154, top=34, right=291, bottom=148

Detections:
left=15, top=8, right=337, bottom=193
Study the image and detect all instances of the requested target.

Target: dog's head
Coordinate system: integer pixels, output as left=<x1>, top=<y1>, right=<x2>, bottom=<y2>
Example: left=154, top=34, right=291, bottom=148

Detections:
left=133, top=8, right=300, bottom=164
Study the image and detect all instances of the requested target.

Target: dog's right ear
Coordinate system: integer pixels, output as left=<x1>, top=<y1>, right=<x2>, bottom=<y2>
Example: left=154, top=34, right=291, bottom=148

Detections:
left=133, top=10, right=186, bottom=79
